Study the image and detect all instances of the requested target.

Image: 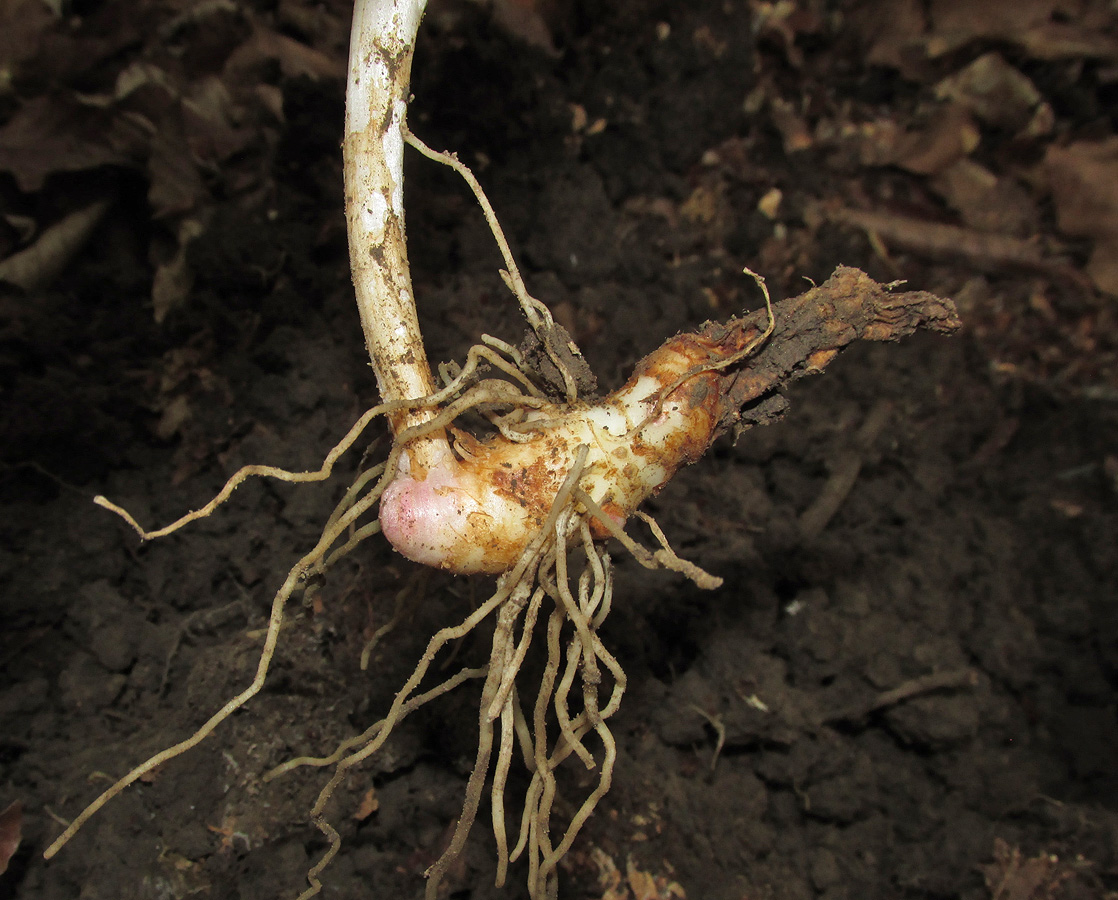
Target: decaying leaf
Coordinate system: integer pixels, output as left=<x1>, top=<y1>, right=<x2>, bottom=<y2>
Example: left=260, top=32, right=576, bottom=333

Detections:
left=587, top=846, right=687, bottom=900
left=0, top=199, right=111, bottom=291
left=0, top=0, right=56, bottom=87
left=148, top=122, right=210, bottom=220
left=156, top=848, right=211, bottom=897
left=931, top=159, right=1039, bottom=236
left=934, top=52, right=1052, bottom=134
left=224, top=26, right=346, bottom=81
left=0, top=800, right=22, bottom=875
left=626, top=857, right=687, bottom=900
left=1046, top=138, right=1118, bottom=295
left=893, top=104, right=981, bottom=176
left=0, top=0, right=348, bottom=320
left=832, top=207, right=1054, bottom=273
left=152, top=217, right=206, bottom=323
left=980, top=838, right=1078, bottom=900
left=853, top=104, right=980, bottom=176
left=852, top=0, right=926, bottom=73
left=853, top=0, right=1118, bottom=68
left=0, top=95, right=148, bottom=191
left=928, top=0, right=1057, bottom=50
left=490, top=0, right=559, bottom=55
left=770, top=95, right=813, bottom=153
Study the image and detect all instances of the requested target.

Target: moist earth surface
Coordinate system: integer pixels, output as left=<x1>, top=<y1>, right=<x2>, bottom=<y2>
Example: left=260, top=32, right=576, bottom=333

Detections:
left=1, top=2, right=1117, bottom=900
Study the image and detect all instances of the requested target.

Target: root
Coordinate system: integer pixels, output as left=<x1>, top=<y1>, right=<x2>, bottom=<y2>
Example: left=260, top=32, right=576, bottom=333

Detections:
left=46, top=340, right=558, bottom=862
left=59, top=134, right=959, bottom=899
left=92, top=404, right=392, bottom=540
left=55, top=0, right=960, bottom=893
left=574, top=488, right=723, bottom=590
left=268, top=429, right=716, bottom=900
left=405, top=130, right=589, bottom=402
left=263, top=666, right=486, bottom=780
left=359, top=571, right=422, bottom=671
left=93, top=333, right=543, bottom=543
left=56, top=263, right=958, bottom=895
left=43, top=567, right=294, bottom=860
left=632, top=265, right=775, bottom=436
left=44, top=447, right=394, bottom=860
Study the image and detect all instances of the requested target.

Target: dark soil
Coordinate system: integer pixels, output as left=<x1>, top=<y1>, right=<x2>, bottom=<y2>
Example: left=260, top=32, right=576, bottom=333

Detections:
left=2, top=2, right=1117, bottom=900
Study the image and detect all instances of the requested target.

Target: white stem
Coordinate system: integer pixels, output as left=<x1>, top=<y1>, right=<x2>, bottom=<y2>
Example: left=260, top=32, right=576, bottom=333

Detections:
left=345, top=0, right=442, bottom=445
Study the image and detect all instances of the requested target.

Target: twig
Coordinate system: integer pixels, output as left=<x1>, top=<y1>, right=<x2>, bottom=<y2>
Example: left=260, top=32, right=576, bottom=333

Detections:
left=798, top=397, right=893, bottom=540
left=832, top=207, right=1093, bottom=290
left=823, top=668, right=979, bottom=724
left=689, top=704, right=727, bottom=773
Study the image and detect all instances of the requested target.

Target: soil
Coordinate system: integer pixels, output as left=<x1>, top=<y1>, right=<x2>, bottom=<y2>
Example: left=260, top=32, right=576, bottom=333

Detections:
left=2, top=2, right=1118, bottom=900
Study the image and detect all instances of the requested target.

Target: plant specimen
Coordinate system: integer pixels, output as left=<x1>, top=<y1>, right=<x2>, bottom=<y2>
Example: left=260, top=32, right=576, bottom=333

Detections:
left=44, top=2, right=960, bottom=898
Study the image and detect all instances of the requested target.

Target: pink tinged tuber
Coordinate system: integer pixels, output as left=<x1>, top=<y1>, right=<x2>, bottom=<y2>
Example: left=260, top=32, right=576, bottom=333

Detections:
left=379, top=323, right=767, bottom=574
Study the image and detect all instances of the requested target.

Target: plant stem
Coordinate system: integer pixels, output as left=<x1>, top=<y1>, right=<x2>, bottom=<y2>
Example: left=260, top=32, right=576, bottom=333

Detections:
left=345, top=0, right=441, bottom=445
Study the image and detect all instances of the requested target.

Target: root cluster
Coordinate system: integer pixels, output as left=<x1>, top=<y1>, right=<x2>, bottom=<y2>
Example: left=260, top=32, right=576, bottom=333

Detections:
left=49, top=327, right=720, bottom=900
left=44, top=117, right=958, bottom=897
left=291, top=443, right=636, bottom=900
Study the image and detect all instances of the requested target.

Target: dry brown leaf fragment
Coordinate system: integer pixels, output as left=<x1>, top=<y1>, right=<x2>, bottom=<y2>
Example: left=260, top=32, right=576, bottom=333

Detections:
left=1083, top=238, right=1118, bottom=296
left=980, top=838, right=1077, bottom=900
left=490, top=0, right=559, bottom=56
left=926, top=0, right=1057, bottom=53
left=858, top=0, right=1118, bottom=63
left=590, top=846, right=626, bottom=898
left=152, top=216, right=206, bottom=323
left=628, top=866, right=658, bottom=899
left=182, top=77, right=250, bottom=163
left=0, top=198, right=111, bottom=291
left=223, top=27, right=346, bottom=81
left=750, top=0, right=824, bottom=67
left=931, top=159, right=1039, bottom=236
left=845, top=106, right=980, bottom=176
left=681, top=182, right=724, bottom=226
left=1015, top=20, right=1118, bottom=61
left=276, top=0, right=349, bottom=52
left=625, top=857, right=687, bottom=900
left=850, top=0, right=926, bottom=73
left=0, top=0, right=56, bottom=86
left=1045, top=139, right=1118, bottom=239
left=1045, top=138, right=1118, bottom=294
left=155, top=394, right=193, bottom=441
left=114, top=61, right=178, bottom=109
left=769, top=96, right=813, bottom=153
left=570, top=103, right=588, bottom=133
left=833, top=207, right=1050, bottom=270
left=934, top=53, right=1051, bottom=133
left=757, top=187, right=783, bottom=220
left=926, top=0, right=1118, bottom=59
left=0, top=800, right=22, bottom=875
left=148, top=123, right=209, bottom=219
left=891, top=104, right=980, bottom=176
left=0, top=95, right=148, bottom=191
left=587, top=847, right=688, bottom=900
